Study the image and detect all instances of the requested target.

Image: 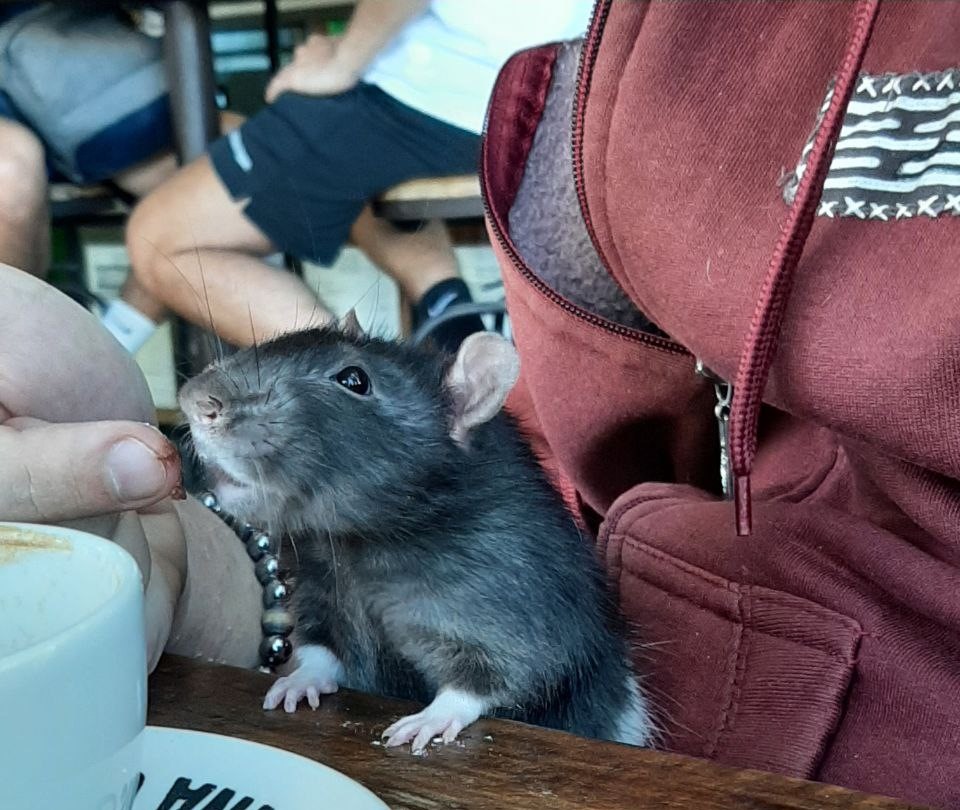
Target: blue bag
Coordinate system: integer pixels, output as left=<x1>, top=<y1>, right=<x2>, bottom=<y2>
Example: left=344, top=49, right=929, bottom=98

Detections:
left=0, top=3, right=173, bottom=184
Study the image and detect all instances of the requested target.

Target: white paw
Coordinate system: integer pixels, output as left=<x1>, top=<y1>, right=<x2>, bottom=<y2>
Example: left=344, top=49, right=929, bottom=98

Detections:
left=381, top=689, right=487, bottom=754
left=263, top=670, right=338, bottom=712
left=262, top=644, right=343, bottom=713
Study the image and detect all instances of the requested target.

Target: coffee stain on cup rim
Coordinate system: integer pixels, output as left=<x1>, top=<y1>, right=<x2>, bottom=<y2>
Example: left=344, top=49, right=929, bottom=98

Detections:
left=0, top=525, right=71, bottom=565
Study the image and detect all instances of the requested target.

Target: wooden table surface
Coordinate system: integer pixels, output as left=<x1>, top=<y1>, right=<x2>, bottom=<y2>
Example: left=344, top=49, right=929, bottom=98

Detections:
left=148, top=656, right=926, bottom=810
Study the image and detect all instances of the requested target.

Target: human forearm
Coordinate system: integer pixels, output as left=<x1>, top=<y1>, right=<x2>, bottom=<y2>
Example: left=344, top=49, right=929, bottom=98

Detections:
left=332, top=0, right=429, bottom=78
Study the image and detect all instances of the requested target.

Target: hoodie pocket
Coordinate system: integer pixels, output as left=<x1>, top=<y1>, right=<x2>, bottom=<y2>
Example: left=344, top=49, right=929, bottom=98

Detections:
left=600, top=483, right=862, bottom=778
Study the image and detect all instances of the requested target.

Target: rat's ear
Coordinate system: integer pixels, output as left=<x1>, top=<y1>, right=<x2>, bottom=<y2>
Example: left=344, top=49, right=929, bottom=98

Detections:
left=339, top=308, right=364, bottom=338
left=445, top=332, right=520, bottom=444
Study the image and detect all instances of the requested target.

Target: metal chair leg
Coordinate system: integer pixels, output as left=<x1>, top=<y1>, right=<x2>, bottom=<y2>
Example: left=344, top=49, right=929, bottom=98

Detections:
left=162, top=1, right=223, bottom=378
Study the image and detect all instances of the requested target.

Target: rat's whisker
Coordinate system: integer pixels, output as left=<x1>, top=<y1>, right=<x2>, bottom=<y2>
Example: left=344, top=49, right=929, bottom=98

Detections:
left=188, top=234, right=225, bottom=366
left=132, top=235, right=221, bottom=364
left=283, top=532, right=302, bottom=569
left=248, top=304, right=262, bottom=389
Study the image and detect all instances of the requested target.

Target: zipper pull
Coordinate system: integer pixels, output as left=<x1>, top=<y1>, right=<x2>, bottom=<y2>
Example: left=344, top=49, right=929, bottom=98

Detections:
left=696, top=360, right=734, bottom=501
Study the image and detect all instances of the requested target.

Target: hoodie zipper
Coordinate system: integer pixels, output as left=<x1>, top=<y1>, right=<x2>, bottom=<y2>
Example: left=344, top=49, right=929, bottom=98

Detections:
left=569, top=0, right=881, bottom=525
left=728, top=0, right=880, bottom=535
left=572, top=0, right=612, bottom=260
left=696, top=360, right=734, bottom=500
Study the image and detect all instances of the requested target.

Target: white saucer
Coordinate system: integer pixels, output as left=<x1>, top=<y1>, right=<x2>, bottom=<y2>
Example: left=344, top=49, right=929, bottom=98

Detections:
left=134, top=726, right=389, bottom=809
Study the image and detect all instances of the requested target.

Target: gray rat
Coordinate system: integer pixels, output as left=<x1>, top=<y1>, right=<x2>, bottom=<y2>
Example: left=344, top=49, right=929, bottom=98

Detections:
left=178, top=316, right=652, bottom=753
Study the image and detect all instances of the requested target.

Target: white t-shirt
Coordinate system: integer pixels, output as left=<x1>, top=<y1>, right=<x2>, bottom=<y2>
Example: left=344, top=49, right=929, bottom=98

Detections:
left=362, top=0, right=594, bottom=134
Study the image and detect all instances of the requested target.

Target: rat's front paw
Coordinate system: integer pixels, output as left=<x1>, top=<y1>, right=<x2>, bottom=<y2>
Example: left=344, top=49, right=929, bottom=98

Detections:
left=382, top=689, right=487, bottom=754
left=263, top=670, right=338, bottom=712
left=262, top=644, right=343, bottom=713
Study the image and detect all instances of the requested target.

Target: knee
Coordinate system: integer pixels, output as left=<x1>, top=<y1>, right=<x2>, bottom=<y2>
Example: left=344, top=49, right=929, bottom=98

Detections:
left=0, top=120, right=46, bottom=216
left=125, top=193, right=177, bottom=298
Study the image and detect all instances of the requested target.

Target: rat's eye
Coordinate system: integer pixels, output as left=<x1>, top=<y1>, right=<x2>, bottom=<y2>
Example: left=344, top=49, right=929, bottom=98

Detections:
left=333, top=366, right=371, bottom=395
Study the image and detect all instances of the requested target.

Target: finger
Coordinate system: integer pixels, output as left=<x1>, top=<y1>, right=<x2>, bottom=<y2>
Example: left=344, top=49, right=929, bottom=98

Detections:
left=412, top=725, right=437, bottom=754
left=265, top=69, right=294, bottom=103
left=284, top=688, right=303, bottom=713
left=6, top=419, right=180, bottom=528
left=382, top=713, right=423, bottom=746
left=139, top=500, right=186, bottom=575
left=263, top=679, right=289, bottom=710
left=0, top=420, right=181, bottom=522
left=442, top=720, right=464, bottom=744
left=144, top=551, right=177, bottom=674
left=0, top=266, right=156, bottom=425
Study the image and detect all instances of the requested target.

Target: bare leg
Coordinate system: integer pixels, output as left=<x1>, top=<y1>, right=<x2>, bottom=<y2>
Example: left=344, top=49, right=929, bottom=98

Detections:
left=0, top=120, right=49, bottom=277
left=120, top=272, right=168, bottom=323
left=112, top=152, right=178, bottom=200
left=349, top=207, right=459, bottom=303
left=350, top=207, right=485, bottom=350
left=113, top=148, right=180, bottom=325
left=113, top=111, right=248, bottom=326
left=125, top=155, right=330, bottom=347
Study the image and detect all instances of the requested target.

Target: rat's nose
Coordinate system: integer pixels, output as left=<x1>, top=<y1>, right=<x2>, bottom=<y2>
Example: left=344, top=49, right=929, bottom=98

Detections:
left=191, top=395, right=223, bottom=425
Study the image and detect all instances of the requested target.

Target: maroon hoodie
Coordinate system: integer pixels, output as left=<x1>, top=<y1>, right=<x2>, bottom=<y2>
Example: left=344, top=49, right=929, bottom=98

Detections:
left=483, top=1, right=960, bottom=806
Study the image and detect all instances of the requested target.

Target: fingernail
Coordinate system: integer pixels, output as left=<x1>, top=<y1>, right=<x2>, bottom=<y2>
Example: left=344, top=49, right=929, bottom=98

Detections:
left=106, top=439, right=168, bottom=502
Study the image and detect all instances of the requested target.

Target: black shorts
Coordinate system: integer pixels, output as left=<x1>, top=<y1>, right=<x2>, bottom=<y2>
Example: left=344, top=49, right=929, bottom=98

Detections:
left=208, top=82, right=481, bottom=265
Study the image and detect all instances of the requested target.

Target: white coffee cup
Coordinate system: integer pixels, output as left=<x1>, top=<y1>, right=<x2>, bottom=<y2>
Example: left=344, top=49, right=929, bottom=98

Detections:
left=0, top=522, right=147, bottom=810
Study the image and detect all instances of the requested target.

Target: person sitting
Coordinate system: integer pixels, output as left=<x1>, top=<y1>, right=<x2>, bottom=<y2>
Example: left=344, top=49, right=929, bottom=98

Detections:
left=0, top=2, right=241, bottom=342
left=121, top=0, right=592, bottom=353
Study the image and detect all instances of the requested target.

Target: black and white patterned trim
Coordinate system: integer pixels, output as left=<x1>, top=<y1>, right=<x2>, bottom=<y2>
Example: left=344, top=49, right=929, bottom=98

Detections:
left=785, top=69, right=960, bottom=220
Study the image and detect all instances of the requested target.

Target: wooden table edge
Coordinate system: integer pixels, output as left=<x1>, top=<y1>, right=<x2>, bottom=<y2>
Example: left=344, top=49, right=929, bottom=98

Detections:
left=147, top=656, right=928, bottom=810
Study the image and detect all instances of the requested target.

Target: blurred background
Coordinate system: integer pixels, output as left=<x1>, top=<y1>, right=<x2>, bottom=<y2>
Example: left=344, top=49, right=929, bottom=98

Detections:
left=41, top=0, right=504, bottom=422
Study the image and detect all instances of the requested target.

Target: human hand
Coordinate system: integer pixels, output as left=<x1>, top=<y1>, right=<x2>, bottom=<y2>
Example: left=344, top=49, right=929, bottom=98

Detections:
left=265, top=33, right=360, bottom=103
left=0, top=265, right=185, bottom=670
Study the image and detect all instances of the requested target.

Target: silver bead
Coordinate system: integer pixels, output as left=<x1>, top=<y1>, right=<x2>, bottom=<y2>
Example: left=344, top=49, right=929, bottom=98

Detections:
left=246, top=532, right=272, bottom=561
left=262, top=580, right=290, bottom=607
left=199, top=492, right=220, bottom=512
left=260, top=635, right=292, bottom=667
left=254, top=555, right=280, bottom=584
left=262, top=607, right=295, bottom=637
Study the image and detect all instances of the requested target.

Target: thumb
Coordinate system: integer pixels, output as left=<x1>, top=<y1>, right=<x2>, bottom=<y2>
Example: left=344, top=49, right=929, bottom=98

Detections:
left=265, top=67, right=295, bottom=104
left=0, top=420, right=183, bottom=523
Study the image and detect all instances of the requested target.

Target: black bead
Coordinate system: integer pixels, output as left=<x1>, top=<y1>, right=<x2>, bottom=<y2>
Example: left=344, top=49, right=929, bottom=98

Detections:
left=262, top=580, right=290, bottom=608
left=260, top=635, right=292, bottom=667
left=255, top=555, right=280, bottom=584
left=246, top=532, right=272, bottom=561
